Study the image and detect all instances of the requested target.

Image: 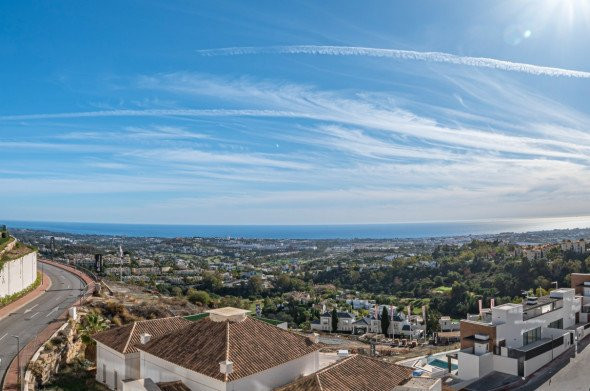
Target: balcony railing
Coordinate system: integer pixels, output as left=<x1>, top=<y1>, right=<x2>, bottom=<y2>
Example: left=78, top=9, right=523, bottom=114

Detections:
left=523, top=300, right=563, bottom=321
left=506, top=336, right=564, bottom=361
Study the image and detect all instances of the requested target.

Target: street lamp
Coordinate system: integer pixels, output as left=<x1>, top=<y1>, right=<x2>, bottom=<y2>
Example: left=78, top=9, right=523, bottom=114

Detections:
left=11, top=335, right=21, bottom=388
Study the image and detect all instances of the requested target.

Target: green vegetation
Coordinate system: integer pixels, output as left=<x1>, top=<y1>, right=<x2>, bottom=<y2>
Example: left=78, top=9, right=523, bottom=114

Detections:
left=313, top=240, right=590, bottom=318
left=0, top=272, right=42, bottom=308
left=185, top=312, right=210, bottom=321
left=250, top=315, right=284, bottom=326
left=0, top=241, right=36, bottom=271
left=39, top=359, right=109, bottom=391
left=380, top=306, right=390, bottom=336
left=78, top=312, right=109, bottom=359
left=331, top=308, right=338, bottom=332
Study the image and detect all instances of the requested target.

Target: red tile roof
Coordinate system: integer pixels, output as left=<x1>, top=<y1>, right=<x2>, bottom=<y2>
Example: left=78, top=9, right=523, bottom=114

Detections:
left=140, top=316, right=321, bottom=382
left=93, top=316, right=191, bottom=354
left=276, top=354, right=413, bottom=391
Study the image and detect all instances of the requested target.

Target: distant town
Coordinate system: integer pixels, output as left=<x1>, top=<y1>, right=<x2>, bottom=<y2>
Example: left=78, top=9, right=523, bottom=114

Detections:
left=3, top=225, right=590, bottom=390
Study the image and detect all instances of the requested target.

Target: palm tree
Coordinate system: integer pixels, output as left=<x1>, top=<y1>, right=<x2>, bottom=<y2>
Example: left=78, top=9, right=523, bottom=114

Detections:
left=78, top=312, right=109, bottom=360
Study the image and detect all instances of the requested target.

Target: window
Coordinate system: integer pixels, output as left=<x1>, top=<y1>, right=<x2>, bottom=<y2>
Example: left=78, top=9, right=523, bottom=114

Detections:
left=102, top=364, right=106, bottom=383
left=114, top=370, right=118, bottom=390
left=548, top=318, right=563, bottom=329
left=523, top=327, right=541, bottom=346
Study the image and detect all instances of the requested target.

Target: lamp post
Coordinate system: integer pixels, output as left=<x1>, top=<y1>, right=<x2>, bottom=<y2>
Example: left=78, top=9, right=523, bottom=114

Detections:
left=12, top=335, right=20, bottom=389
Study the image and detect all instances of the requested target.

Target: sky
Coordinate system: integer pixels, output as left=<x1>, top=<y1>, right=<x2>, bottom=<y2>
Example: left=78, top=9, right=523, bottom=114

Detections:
left=1, top=0, right=590, bottom=225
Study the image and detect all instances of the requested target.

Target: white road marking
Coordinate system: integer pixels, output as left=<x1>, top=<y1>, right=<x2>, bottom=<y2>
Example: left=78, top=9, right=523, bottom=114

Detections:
left=29, top=312, right=39, bottom=319
left=24, top=304, right=39, bottom=314
left=0, top=333, right=7, bottom=342
left=56, top=297, right=61, bottom=301
left=45, top=307, right=59, bottom=318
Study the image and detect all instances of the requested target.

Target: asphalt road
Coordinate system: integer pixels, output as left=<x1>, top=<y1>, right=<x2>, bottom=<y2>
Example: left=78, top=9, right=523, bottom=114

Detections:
left=0, top=262, right=84, bottom=383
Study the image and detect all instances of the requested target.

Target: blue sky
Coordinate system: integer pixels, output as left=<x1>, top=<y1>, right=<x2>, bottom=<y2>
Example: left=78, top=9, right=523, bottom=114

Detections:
left=2, top=0, right=590, bottom=224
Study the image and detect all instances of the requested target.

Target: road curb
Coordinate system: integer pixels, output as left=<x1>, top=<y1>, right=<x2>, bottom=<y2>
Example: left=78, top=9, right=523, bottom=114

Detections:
left=1, top=261, right=94, bottom=391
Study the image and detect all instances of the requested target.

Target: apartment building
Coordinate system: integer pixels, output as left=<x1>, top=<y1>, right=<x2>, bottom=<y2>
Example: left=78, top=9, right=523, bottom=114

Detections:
left=571, top=273, right=590, bottom=323
left=457, top=288, right=589, bottom=380
left=561, top=239, right=587, bottom=253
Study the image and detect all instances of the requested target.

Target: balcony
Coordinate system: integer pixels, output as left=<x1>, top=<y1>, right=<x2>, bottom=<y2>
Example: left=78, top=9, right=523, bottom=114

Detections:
left=522, top=299, right=563, bottom=321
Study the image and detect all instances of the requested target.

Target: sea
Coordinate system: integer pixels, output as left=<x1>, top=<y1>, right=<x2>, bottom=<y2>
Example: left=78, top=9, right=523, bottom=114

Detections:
left=4, top=216, right=590, bottom=239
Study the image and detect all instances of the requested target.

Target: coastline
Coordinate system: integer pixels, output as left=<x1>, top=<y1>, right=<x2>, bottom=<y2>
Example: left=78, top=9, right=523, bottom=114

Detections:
left=4, top=216, right=590, bottom=240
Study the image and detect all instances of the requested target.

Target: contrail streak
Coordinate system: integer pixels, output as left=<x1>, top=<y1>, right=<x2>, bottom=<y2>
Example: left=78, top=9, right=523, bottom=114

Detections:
left=196, top=45, right=590, bottom=79
left=0, top=109, right=307, bottom=121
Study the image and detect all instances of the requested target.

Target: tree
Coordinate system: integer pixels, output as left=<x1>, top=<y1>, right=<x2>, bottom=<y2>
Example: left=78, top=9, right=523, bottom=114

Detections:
left=247, top=275, right=264, bottom=296
left=331, top=308, right=338, bottom=333
left=187, top=289, right=211, bottom=306
left=78, top=312, right=109, bottom=361
left=381, top=307, right=390, bottom=337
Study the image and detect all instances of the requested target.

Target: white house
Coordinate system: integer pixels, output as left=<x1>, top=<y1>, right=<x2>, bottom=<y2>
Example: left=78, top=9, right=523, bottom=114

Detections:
left=352, top=310, right=424, bottom=338
left=457, top=288, right=587, bottom=380
left=93, top=316, right=192, bottom=390
left=310, top=311, right=355, bottom=332
left=439, top=316, right=459, bottom=332
left=96, top=308, right=323, bottom=391
left=137, top=307, right=321, bottom=391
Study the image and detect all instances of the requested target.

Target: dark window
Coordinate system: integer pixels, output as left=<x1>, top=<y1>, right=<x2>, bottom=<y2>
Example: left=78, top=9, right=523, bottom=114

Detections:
left=523, top=327, right=541, bottom=346
left=548, top=318, right=563, bottom=329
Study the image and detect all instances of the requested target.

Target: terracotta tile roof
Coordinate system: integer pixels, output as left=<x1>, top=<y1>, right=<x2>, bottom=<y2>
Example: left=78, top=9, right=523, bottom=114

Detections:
left=140, top=316, right=321, bottom=382
left=157, top=381, right=191, bottom=391
left=275, top=354, right=413, bottom=391
left=93, top=316, right=191, bottom=354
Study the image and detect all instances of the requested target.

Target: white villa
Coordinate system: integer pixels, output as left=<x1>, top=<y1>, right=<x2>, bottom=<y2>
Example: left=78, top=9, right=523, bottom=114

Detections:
left=310, top=311, right=355, bottom=333
left=457, top=288, right=590, bottom=380
left=94, top=308, right=322, bottom=391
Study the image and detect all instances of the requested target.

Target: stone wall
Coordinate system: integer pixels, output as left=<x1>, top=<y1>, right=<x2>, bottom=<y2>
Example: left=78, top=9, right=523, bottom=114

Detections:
left=26, top=317, right=84, bottom=389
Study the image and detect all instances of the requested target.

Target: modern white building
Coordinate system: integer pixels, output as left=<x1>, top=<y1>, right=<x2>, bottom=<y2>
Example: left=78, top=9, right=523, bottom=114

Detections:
left=457, top=288, right=589, bottom=380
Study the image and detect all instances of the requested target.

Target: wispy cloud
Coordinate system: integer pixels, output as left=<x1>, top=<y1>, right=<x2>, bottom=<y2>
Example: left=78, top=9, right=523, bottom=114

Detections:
left=196, top=45, right=590, bottom=79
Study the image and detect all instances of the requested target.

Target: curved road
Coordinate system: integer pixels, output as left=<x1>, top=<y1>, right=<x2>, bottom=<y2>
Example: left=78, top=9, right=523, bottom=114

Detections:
left=0, top=262, right=84, bottom=382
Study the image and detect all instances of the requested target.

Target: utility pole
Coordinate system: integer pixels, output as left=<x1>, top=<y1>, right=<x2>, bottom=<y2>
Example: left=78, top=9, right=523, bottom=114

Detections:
left=119, top=245, right=123, bottom=283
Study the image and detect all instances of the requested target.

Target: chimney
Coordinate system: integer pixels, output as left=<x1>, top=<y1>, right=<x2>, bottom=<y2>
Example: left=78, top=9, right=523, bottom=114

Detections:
left=219, top=360, right=233, bottom=375
left=140, top=333, right=152, bottom=345
left=308, top=333, right=319, bottom=344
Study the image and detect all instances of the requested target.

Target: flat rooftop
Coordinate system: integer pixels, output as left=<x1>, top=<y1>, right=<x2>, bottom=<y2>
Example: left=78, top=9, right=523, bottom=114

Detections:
left=522, top=296, right=560, bottom=311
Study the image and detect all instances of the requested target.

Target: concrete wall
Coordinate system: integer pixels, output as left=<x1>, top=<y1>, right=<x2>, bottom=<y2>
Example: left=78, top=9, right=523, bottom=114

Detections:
left=523, top=337, right=570, bottom=377
left=457, top=350, right=493, bottom=380
left=125, top=352, right=141, bottom=381
left=492, top=355, right=518, bottom=376
left=140, top=350, right=319, bottom=391
left=228, top=351, right=319, bottom=391
left=141, top=351, right=225, bottom=391
left=97, top=342, right=126, bottom=390
left=0, top=251, right=37, bottom=299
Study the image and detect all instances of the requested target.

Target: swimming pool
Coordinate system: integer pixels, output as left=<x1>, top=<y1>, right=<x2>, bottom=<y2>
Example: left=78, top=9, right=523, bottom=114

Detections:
left=428, top=358, right=458, bottom=371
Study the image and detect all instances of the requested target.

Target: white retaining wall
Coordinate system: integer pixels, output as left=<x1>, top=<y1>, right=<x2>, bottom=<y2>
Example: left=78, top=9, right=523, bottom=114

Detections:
left=0, top=251, right=37, bottom=298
